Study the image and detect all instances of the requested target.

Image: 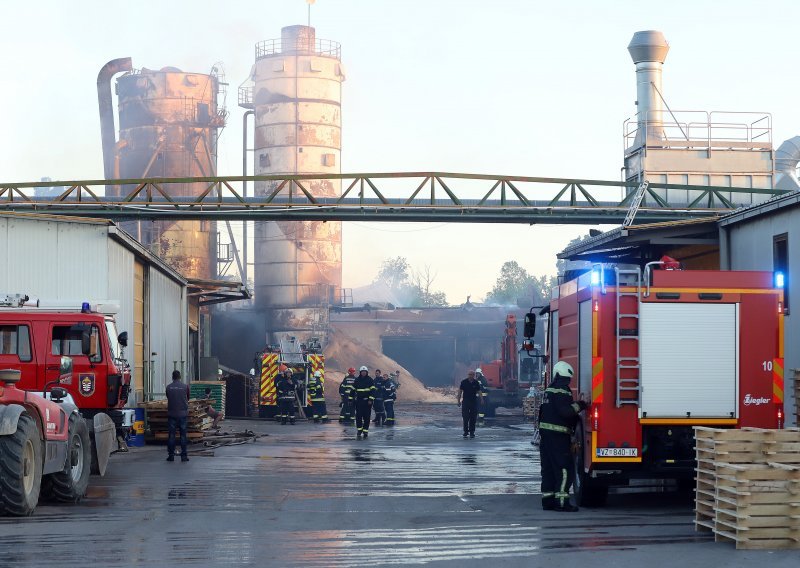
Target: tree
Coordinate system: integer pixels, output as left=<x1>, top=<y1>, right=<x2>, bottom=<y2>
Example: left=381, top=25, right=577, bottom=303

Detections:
left=485, top=261, right=557, bottom=307
left=556, top=233, right=595, bottom=275
left=373, top=256, right=449, bottom=307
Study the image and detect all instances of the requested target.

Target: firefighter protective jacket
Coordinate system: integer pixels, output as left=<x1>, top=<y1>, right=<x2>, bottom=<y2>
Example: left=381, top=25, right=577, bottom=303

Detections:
left=538, top=375, right=586, bottom=435
left=276, top=375, right=298, bottom=401
left=352, top=375, right=376, bottom=401
left=384, top=379, right=397, bottom=401
left=308, top=379, right=324, bottom=402
left=374, top=377, right=389, bottom=401
left=339, top=375, right=356, bottom=401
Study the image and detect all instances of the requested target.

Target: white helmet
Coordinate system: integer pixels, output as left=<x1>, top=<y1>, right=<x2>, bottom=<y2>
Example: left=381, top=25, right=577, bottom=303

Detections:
left=313, top=370, right=322, bottom=378
left=553, top=361, right=574, bottom=379
left=359, top=366, right=368, bottom=372
left=475, top=367, right=483, bottom=374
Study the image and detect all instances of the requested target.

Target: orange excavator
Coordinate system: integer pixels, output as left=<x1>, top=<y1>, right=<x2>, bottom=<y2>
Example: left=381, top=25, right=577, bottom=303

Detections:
left=476, top=314, right=543, bottom=416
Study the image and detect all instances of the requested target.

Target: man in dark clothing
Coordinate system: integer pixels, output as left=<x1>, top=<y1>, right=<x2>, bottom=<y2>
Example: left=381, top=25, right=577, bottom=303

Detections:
left=372, top=369, right=387, bottom=426
left=457, top=370, right=482, bottom=438
left=308, top=370, right=328, bottom=423
left=339, top=368, right=357, bottom=424
left=538, top=361, right=587, bottom=512
left=353, top=366, right=375, bottom=439
left=276, top=369, right=298, bottom=425
left=166, top=370, right=190, bottom=462
left=384, top=373, right=397, bottom=426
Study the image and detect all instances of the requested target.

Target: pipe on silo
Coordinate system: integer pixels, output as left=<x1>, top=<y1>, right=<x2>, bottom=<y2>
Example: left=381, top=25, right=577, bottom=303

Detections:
left=775, top=136, right=800, bottom=191
left=628, top=31, right=669, bottom=145
left=97, top=57, right=132, bottom=189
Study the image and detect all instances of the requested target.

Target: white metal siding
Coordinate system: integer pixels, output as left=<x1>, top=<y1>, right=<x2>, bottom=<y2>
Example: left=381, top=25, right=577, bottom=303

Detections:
left=148, top=268, right=187, bottom=396
left=107, top=239, right=135, bottom=381
left=640, top=302, right=738, bottom=418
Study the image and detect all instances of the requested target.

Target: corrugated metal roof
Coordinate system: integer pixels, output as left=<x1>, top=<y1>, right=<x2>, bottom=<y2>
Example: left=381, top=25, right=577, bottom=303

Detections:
left=719, top=190, right=800, bottom=227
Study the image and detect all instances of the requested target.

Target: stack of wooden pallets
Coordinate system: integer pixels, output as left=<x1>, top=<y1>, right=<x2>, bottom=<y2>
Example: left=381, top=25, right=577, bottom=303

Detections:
left=189, top=381, right=226, bottom=413
left=795, top=371, right=800, bottom=425
left=140, top=399, right=213, bottom=442
left=694, top=427, right=800, bottom=549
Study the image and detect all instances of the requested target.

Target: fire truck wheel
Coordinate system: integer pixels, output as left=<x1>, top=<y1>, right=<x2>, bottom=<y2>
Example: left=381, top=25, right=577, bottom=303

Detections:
left=574, top=428, right=609, bottom=508
left=41, top=414, right=91, bottom=503
left=0, top=413, right=43, bottom=516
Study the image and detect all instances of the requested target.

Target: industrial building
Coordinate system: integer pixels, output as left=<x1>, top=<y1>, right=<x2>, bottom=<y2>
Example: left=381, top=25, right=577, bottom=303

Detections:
left=0, top=212, right=190, bottom=403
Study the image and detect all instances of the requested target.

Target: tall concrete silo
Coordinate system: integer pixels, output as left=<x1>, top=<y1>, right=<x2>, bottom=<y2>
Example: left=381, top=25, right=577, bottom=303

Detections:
left=243, top=25, right=345, bottom=342
left=98, top=62, right=226, bottom=279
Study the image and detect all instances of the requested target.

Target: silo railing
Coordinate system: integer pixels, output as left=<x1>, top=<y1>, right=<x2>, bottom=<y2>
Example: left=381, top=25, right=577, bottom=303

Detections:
left=255, top=38, right=341, bottom=60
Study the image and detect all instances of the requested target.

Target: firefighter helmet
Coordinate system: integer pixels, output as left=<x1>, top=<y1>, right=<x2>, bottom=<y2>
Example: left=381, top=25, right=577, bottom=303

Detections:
left=359, top=366, right=368, bottom=372
left=475, top=367, right=483, bottom=374
left=313, top=370, right=322, bottom=378
left=553, top=361, right=574, bottom=379
left=348, top=367, right=356, bottom=374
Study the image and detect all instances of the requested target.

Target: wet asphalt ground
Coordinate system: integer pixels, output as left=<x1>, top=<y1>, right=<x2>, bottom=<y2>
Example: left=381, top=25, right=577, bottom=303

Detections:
left=1, top=403, right=798, bottom=567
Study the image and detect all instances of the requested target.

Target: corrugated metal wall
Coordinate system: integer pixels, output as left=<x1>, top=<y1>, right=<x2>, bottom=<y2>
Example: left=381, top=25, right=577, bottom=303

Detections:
left=107, top=240, right=136, bottom=391
left=148, top=268, right=187, bottom=396
left=0, top=217, right=107, bottom=300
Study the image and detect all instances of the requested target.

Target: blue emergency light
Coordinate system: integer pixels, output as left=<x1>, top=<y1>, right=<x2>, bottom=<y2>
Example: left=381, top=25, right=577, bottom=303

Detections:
left=81, top=302, right=91, bottom=313
left=775, top=272, right=785, bottom=288
left=590, top=270, right=601, bottom=286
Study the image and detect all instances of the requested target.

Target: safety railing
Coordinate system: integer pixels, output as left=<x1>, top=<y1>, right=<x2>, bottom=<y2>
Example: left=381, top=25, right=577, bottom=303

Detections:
left=255, top=38, right=341, bottom=60
left=623, top=110, right=772, bottom=151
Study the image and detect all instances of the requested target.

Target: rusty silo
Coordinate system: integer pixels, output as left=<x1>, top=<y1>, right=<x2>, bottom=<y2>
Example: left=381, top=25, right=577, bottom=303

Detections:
left=242, top=25, right=345, bottom=343
left=98, top=62, right=226, bottom=279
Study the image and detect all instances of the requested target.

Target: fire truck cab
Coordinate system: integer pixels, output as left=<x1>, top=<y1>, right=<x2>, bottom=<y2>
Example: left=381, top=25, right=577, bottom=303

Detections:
left=543, top=263, right=784, bottom=505
left=0, top=293, right=132, bottom=423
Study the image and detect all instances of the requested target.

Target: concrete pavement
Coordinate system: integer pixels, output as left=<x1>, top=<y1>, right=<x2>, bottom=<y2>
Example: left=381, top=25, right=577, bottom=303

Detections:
left=0, top=403, right=797, bottom=567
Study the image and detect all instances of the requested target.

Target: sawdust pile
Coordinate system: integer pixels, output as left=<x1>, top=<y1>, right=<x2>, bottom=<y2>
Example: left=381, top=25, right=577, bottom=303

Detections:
left=323, top=326, right=451, bottom=403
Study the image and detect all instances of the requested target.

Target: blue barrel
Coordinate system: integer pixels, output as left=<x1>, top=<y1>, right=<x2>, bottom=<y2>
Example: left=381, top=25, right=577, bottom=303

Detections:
left=129, top=408, right=145, bottom=447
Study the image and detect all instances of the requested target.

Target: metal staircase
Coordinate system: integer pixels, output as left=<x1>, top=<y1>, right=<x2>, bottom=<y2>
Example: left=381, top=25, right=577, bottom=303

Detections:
left=615, top=266, right=642, bottom=407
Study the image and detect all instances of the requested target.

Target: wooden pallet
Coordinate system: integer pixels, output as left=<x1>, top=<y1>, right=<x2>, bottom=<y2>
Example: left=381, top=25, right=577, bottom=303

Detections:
left=712, top=463, right=800, bottom=549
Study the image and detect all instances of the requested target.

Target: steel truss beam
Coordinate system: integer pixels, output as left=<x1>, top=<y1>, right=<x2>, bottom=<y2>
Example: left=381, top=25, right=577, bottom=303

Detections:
left=0, top=173, right=787, bottom=224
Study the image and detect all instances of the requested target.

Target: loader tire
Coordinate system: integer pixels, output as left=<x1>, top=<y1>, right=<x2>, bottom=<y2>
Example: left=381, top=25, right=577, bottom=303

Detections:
left=42, top=414, right=91, bottom=503
left=0, top=414, right=42, bottom=516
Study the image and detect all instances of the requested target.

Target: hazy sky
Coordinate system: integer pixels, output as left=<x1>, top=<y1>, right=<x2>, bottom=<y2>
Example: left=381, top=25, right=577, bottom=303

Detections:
left=3, top=0, right=800, bottom=303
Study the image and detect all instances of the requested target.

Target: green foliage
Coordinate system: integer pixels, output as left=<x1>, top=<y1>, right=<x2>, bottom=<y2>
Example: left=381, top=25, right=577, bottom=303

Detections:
left=486, top=261, right=557, bottom=306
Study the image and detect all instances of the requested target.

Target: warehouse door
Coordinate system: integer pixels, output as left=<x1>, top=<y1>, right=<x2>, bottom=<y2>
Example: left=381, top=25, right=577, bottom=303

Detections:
left=133, top=259, right=146, bottom=402
left=640, top=302, right=738, bottom=418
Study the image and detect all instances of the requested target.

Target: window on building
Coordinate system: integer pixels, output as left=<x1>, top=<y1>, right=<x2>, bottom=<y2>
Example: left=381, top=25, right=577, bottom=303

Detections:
left=0, top=325, right=32, bottom=362
left=774, top=233, right=789, bottom=314
left=51, top=325, right=102, bottom=363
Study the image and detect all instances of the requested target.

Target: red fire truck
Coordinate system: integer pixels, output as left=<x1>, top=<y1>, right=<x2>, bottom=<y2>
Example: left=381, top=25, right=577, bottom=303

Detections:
left=538, top=262, right=784, bottom=505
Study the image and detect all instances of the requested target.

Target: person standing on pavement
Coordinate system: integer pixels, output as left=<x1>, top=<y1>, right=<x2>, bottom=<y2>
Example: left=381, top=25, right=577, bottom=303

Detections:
left=457, top=370, right=481, bottom=438
left=353, top=366, right=375, bottom=439
left=339, top=367, right=357, bottom=424
left=538, top=361, right=587, bottom=512
left=308, top=370, right=328, bottom=423
left=166, top=370, right=190, bottom=462
left=372, top=369, right=387, bottom=426
left=384, top=373, right=397, bottom=426
left=276, top=369, right=298, bottom=425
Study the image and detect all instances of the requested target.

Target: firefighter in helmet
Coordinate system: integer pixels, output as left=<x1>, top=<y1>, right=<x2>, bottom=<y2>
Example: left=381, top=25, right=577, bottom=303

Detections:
left=308, top=370, right=328, bottom=423
left=538, top=361, right=587, bottom=511
left=276, top=368, right=299, bottom=425
left=339, top=367, right=357, bottom=424
left=353, top=366, right=376, bottom=439
left=475, top=367, right=489, bottom=426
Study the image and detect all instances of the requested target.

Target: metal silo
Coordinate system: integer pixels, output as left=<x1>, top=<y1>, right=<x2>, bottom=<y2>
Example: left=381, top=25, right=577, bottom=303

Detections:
left=98, top=62, right=226, bottom=280
left=245, top=25, right=345, bottom=342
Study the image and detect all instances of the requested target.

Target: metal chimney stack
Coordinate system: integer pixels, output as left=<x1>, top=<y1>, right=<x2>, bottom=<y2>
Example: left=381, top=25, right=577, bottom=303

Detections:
left=628, top=30, right=670, bottom=145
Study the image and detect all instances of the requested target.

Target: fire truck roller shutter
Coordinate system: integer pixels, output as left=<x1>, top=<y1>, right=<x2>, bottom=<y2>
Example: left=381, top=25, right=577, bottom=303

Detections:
left=639, top=303, right=738, bottom=418
left=579, top=301, right=592, bottom=397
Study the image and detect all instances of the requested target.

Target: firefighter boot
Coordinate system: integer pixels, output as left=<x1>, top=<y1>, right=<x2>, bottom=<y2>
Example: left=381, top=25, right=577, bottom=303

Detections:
left=554, top=503, right=579, bottom=512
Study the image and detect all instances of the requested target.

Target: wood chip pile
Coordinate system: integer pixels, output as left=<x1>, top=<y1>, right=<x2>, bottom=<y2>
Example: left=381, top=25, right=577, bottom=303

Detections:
left=694, top=426, right=800, bottom=549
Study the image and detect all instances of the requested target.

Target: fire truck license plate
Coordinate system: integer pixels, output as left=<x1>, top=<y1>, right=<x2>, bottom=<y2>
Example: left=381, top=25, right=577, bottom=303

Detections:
left=596, top=448, right=638, bottom=457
